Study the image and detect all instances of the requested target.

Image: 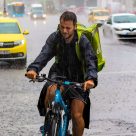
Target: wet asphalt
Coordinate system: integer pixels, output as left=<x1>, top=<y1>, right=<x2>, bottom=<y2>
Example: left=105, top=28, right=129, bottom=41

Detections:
left=0, top=14, right=136, bottom=136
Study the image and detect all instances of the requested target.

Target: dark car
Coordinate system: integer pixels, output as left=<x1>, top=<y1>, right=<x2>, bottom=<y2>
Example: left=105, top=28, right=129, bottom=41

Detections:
left=30, top=4, right=46, bottom=20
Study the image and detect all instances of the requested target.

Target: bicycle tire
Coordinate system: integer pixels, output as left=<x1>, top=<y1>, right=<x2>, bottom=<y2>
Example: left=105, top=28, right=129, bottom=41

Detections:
left=43, top=110, right=52, bottom=136
left=48, top=116, right=60, bottom=136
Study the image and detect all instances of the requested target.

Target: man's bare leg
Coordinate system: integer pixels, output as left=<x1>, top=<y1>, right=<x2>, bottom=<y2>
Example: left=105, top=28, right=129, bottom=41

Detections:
left=44, top=84, right=57, bottom=108
left=71, top=99, right=85, bottom=136
left=44, top=84, right=64, bottom=109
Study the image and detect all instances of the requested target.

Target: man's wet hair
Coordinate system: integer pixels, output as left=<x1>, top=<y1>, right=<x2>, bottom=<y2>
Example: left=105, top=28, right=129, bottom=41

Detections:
left=60, top=11, right=77, bottom=25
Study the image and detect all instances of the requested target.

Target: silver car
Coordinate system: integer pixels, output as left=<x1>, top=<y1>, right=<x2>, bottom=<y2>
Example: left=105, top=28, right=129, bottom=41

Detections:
left=102, top=13, right=136, bottom=39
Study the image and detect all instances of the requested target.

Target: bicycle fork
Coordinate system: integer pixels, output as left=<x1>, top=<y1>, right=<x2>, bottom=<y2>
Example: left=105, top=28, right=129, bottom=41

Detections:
left=53, top=89, right=70, bottom=136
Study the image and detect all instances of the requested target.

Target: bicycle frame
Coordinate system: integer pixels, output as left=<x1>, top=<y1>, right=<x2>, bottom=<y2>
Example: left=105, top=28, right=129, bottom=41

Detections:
left=27, top=75, right=82, bottom=136
left=53, top=88, right=69, bottom=136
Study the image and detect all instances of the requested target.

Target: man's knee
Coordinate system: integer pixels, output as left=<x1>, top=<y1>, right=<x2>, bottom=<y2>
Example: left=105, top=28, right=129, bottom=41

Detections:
left=71, top=112, right=82, bottom=121
left=71, top=99, right=84, bottom=122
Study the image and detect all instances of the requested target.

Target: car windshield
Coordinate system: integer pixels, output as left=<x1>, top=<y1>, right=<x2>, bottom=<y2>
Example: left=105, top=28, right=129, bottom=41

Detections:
left=32, top=7, right=44, bottom=14
left=94, top=11, right=109, bottom=16
left=13, top=5, right=24, bottom=13
left=0, top=22, right=21, bottom=34
left=32, top=10, right=43, bottom=14
left=113, top=15, right=136, bottom=23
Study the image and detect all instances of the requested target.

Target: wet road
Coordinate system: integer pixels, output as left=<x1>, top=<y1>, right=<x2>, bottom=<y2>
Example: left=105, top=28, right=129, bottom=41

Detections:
left=0, top=14, right=136, bottom=136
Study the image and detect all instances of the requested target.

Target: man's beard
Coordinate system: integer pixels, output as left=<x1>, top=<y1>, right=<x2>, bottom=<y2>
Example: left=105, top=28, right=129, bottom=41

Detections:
left=63, top=33, right=74, bottom=42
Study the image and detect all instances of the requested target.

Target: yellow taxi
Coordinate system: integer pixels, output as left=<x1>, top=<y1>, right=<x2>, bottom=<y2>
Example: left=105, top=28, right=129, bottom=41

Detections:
left=88, top=8, right=110, bottom=24
left=0, top=12, right=3, bottom=16
left=0, top=17, right=29, bottom=66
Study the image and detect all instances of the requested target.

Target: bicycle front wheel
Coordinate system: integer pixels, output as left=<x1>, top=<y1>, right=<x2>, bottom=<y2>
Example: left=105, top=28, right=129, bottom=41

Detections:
left=48, top=116, right=61, bottom=136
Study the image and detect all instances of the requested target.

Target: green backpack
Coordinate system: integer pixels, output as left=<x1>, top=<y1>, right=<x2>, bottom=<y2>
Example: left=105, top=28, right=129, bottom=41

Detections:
left=55, top=23, right=105, bottom=72
left=76, top=23, right=105, bottom=72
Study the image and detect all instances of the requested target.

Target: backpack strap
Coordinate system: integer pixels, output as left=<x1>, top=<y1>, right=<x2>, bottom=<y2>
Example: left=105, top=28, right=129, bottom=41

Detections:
left=76, top=31, right=86, bottom=78
left=76, top=31, right=82, bottom=61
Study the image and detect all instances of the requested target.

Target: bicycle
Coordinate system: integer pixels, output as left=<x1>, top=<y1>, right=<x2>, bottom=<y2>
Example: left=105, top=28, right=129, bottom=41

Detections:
left=29, top=74, right=83, bottom=136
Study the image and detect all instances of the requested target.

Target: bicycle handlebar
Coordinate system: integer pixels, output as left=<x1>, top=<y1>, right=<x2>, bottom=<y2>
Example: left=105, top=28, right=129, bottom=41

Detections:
left=27, top=74, right=83, bottom=87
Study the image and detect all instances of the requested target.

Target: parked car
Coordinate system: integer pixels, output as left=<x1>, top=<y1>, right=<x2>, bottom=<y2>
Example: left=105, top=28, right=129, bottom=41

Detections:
left=0, top=17, right=29, bottom=66
left=88, top=8, right=110, bottom=24
left=102, top=13, right=136, bottom=40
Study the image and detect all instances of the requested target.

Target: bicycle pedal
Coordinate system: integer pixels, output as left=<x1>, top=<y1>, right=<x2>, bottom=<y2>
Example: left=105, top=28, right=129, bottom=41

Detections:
left=40, top=125, right=44, bottom=133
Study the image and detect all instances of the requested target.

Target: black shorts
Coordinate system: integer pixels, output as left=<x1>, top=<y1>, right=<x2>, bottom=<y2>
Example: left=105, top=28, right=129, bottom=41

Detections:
left=45, top=79, right=90, bottom=103
left=62, top=85, right=90, bottom=104
left=47, top=71, right=89, bottom=104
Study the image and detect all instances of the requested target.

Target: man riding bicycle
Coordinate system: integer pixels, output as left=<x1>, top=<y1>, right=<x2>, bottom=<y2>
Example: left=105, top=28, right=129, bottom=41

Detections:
left=25, top=11, right=98, bottom=136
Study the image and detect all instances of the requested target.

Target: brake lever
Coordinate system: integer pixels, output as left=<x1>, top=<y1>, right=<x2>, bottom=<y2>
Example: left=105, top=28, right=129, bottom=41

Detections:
left=29, top=79, right=36, bottom=83
left=41, top=74, right=46, bottom=78
left=38, top=77, right=45, bottom=82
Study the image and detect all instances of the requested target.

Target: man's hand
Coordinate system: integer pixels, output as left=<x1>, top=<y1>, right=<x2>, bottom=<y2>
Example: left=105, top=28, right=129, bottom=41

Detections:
left=83, top=80, right=94, bottom=91
left=25, top=70, right=37, bottom=79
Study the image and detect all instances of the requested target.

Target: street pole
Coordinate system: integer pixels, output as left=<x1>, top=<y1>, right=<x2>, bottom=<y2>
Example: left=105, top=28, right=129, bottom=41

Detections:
left=3, top=0, right=7, bottom=16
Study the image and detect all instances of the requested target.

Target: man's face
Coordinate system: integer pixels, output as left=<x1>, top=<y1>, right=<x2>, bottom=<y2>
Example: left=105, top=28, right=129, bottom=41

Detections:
left=59, top=19, right=76, bottom=40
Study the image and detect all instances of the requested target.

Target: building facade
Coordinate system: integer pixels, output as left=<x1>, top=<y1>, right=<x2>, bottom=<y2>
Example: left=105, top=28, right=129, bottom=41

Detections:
left=98, top=0, right=134, bottom=12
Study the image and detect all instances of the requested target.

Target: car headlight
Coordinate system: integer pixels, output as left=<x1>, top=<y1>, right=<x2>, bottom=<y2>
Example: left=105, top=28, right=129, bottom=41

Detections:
left=14, top=40, right=25, bottom=46
left=0, top=42, right=4, bottom=47
left=42, top=14, right=46, bottom=18
left=33, top=14, right=37, bottom=18
left=114, top=27, right=123, bottom=31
